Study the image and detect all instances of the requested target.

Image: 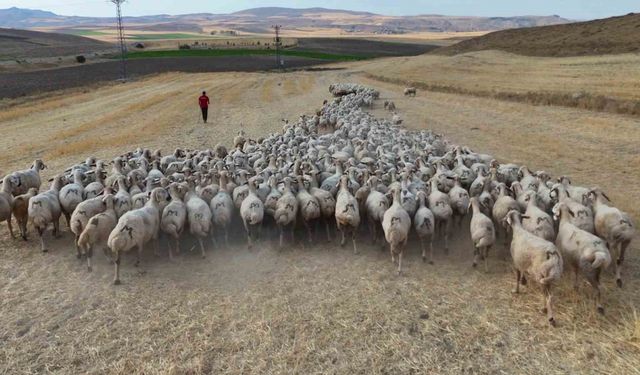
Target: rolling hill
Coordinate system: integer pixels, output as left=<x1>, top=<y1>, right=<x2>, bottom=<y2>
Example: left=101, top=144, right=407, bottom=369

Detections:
left=0, top=28, right=114, bottom=59
left=0, top=6, right=570, bottom=34
left=436, top=12, right=640, bottom=56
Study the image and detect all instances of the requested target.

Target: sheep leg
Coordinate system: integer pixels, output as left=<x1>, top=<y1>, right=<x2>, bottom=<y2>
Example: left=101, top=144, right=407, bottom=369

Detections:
left=339, top=227, right=346, bottom=247
left=472, top=246, right=479, bottom=268
left=444, top=219, right=450, bottom=254
left=543, top=285, right=556, bottom=326
left=305, top=221, right=313, bottom=244
left=484, top=246, right=491, bottom=273
left=167, top=239, right=175, bottom=261
left=224, top=226, right=230, bottom=248
left=587, top=270, right=604, bottom=314
left=397, top=251, right=403, bottom=275
left=352, top=231, right=358, bottom=255
left=53, top=219, right=61, bottom=239
left=429, top=237, right=434, bottom=265
left=7, top=214, right=15, bottom=239
left=198, top=237, right=206, bottom=258
left=19, top=218, right=28, bottom=241
left=243, top=220, right=253, bottom=250
left=63, top=212, right=71, bottom=229
left=135, top=244, right=142, bottom=267
left=420, top=238, right=426, bottom=262
left=279, top=227, right=285, bottom=249
left=86, top=246, right=93, bottom=272
left=370, top=220, right=377, bottom=244
left=325, top=219, right=331, bottom=243
left=616, top=241, right=629, bottom=288
left=512, top=270, right=521, bottom=294
left=573, top=269, right=579, bottom=291
left=113, top=252, right=121, bottom=285
left=38, top=227, right=47, bottom=253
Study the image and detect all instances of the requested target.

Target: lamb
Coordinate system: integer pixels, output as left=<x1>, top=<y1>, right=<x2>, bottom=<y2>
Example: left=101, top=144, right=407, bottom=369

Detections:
left=12, top=188, right=38, bottom=240
left=108, top=187, right=167, bottom=285
left=521, top=191, right=555, bottom=242
left=553, top=202, right=611, bottom=313
left=469, top=197, right=496, bottom=272
left=404, top=87, right=417, bottom=97
left=28, top=175, right=65, bottom=252
left=589, top=188, right=635, bottom=288
left=382, top=187, right=411, bottom=275
left=240, top=177, right=264, bottom=249
left=0, top=175, right=19, bottom=238
left=185, top=179, right=213, bottom=257
left=11, top=159, right=46, bottom=196
left=59, top=169, right=84, bottom=227
left=296, top=176, right=321, bottom=243
left=335, top=175, right=360, bottom=254
left=414, top=191, right=435, bottom=264
left=505, top=210, right=563, bottom=326
left=160, top=182, right=188, bottom=259
left=77, top=194, right=118, bottom=272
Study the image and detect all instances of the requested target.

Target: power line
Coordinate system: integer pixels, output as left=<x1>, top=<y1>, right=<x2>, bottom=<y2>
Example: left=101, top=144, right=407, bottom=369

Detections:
left=111, top=0, right=127, bottom=81
left=272, top=24, right=282, bottom=70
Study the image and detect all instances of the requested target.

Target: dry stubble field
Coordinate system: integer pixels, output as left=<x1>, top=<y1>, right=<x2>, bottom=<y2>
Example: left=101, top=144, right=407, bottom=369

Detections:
left=0, top=55, right=639, bottom=374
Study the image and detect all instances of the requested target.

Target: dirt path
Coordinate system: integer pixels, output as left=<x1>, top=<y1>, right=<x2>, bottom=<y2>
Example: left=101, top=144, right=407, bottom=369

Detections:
left=0, top=68, right=639, bottom=374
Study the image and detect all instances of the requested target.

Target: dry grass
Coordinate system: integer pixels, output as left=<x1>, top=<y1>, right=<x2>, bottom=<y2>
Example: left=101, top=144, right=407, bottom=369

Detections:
left=358, top=50, right=640, bottom=116
left=0, top=62, right=639, bottom=374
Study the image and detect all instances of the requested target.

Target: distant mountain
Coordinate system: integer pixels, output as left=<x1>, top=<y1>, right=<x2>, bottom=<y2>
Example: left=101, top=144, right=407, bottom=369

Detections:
left=0, top=6, right=571, bottom=34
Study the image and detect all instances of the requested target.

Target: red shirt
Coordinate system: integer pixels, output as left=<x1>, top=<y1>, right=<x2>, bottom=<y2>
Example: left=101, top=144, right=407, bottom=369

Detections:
left=199, top=95, right=210, bottom=108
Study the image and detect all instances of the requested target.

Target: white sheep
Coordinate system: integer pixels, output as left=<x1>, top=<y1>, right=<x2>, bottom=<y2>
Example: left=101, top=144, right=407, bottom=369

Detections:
left=161, top=182, right=188, bottom=259
left=505, top=210, right=563, bottom=326
left=11, top=159, right=46, bottom=196
left=70, top=193, right=108, bottom=258
left=469, top=197, right=496, bottom=272
left=553, top=202, right=611, bottom=314
left=59, top=169, right=84, bottom=227
left=185, top=179, right=213, bottom=258
left=240, top=177, right=264, bottom=249
left=28, top=175, right=65, bottom=252
left=428, top=178, right=453, bottom=253
left=414, top=191, right=435, bottom=264
left=210, top=172, right=233, bottom=247
left=364, top=176, right=389, bottom=246
left=0, top=174, right=19, bottom=238
left=296, top=176, right=321, bottom=243
left=335, top=175, right=360, bottom=254
left=108, top=188, right=167, bottom=285
left=589, top=188, right=635, bottom=288
left=113, top=175, right=132, bottom=218
left=521, top=191, right=555, bottom=242
left=382, top=187, right=411, bottom=274
left=77, top=194, right=118, bottom=272
left=491, top=183, right=520, bottom=247
left=404, top=87, right=417, bottom=97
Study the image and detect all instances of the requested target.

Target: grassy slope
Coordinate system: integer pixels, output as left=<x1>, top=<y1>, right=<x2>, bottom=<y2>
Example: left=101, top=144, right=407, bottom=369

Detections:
left=125, top=48, right=369, bottom=61
left=128, top=33, right=214, bottom=40
left=436, top=13, right=640, bottom=57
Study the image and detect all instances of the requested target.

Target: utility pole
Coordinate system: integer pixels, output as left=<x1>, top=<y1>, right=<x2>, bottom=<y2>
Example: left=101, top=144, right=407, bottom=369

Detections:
left=272, top=24, right=282, bottom=69
left=111, top=0, right=127, bottom=81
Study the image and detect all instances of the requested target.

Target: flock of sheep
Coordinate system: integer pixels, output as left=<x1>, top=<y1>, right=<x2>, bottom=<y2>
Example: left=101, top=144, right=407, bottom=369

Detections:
left=0, top=83, right=635, bottom=326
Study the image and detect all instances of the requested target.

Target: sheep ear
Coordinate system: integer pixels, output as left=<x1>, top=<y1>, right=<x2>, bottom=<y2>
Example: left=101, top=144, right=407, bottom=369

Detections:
left=521, top=215, right=531, bottom=220
left=568, top=209, right=575, bottom=217
left=602, top=192, right=611, bottom=202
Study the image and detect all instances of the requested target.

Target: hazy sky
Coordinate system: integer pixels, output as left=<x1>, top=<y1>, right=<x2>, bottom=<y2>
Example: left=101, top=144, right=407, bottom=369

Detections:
left=1, top=0, right=637, bottom=19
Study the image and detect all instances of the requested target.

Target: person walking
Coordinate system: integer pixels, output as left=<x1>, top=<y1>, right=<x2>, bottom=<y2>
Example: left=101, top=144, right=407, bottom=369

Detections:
left=198, top=91, right=210, bottom=123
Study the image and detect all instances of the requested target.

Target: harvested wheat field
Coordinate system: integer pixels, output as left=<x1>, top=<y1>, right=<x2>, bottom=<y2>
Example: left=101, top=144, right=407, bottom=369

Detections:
left=1, top=61, right=639, bottom=374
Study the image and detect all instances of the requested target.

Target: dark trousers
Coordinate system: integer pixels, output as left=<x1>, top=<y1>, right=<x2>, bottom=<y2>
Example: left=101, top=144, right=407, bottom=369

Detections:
left=201, top=107, right=208, bottom=123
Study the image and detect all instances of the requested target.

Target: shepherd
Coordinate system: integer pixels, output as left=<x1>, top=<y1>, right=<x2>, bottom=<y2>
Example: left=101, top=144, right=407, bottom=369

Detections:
left=198, top=91, right=210, bottom=123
